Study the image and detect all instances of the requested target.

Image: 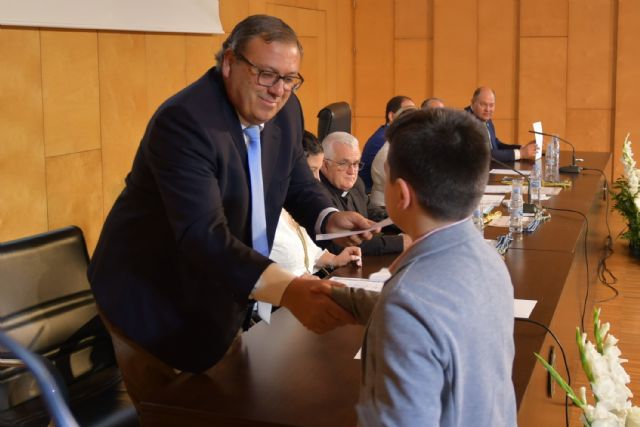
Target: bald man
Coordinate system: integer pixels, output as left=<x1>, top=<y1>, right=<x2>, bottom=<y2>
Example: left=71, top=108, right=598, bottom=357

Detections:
left=465, top=87, right=536, bottom=162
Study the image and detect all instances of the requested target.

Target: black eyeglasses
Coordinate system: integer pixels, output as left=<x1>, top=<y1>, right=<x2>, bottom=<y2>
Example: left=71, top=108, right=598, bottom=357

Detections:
left=234, top=52, right=304, bottom=92
left=324, top=158, right=365, bottom=171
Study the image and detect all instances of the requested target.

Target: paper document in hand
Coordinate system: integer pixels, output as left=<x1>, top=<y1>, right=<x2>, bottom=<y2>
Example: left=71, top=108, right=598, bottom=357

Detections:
left=315, top=217, right=393, bottom=241
left=532, top=121, right=543, bottom=160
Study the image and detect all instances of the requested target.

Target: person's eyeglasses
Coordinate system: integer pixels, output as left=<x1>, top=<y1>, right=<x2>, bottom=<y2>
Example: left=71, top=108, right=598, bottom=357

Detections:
left=234, top=52, right=304, bottom=92
left=325, top=158, right=364, bottom=171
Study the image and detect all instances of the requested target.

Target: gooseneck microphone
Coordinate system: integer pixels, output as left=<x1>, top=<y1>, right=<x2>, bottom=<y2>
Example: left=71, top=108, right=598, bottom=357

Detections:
left=490, top=157, right=537, bottom=214
left=528, top=130, right=582, bottom=174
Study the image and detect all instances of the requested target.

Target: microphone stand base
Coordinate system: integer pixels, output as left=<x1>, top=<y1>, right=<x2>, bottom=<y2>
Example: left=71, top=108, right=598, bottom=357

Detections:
left=559, top=164, right=582, bottom=174
left=523, top=203, right=537, bottom=214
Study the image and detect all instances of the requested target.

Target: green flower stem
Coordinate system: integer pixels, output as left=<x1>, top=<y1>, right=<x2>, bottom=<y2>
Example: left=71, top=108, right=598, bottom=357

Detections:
left=576, top=327, right=595, bottom=384
left=594, top=308, right=604, bottom=355
left=534, top=352, right=586, bottom=410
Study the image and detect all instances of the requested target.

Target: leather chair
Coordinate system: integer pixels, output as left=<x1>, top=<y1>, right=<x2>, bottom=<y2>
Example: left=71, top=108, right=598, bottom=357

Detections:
left=317, top=102, right=352, bottom=142
left=0, top=226, right=138, bottom=427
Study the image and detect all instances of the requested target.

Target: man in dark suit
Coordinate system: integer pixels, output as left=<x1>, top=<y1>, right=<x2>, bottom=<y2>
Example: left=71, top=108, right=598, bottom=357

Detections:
left=465, top=87, right=536, bottom=162
left=319, top=131, right=409, bottom=256
left=88, top=15, right=372, bottom=406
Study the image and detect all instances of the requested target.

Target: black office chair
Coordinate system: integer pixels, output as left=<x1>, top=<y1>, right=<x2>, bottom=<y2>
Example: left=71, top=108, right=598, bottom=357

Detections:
left=317, top=101, right=352, bottom=142
left=0, top=226, right=138, bottom=427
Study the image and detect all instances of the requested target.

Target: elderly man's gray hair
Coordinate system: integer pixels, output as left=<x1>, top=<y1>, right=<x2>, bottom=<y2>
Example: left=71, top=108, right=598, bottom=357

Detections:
left=321, top=132, right=360, bottom=159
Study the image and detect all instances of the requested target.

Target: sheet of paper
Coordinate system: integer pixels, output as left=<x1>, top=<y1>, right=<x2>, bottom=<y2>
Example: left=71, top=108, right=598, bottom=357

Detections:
left=532, top=121, right=543, bottom=160
left=315, top=217, right=393, bottom=241
left=515, top=299, right=537, bottom=318
left=489, top=215, right=533, bottom=228
left=331, top=277, right=384, bottom=292
left=490, top=168, right=531, bottom=176
left=479, top=194, right=505, bottom=214
left=369, top=268, right=391, bottom=282
left=485, top=184, right=512, bottom=194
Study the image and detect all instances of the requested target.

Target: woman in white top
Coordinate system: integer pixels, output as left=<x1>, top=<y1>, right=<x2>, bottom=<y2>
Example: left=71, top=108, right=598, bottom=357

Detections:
left=270, top=131, right=362, bottom=276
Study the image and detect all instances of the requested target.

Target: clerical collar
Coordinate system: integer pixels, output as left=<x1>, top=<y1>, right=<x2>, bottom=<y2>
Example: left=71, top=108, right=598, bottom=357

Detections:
left=341, top=191, right=349, bottom=198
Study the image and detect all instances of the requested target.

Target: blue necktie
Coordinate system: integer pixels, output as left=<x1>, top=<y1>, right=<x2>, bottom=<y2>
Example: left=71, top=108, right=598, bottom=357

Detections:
left=244, top=125, right=272, bottom=323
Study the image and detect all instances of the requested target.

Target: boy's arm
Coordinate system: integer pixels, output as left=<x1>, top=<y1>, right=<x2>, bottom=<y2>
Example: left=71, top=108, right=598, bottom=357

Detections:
left=329, top=287, right=379, bottom=325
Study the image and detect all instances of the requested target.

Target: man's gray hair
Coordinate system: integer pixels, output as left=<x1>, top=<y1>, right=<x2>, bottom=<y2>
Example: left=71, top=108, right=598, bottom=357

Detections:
left=322, top=132, right=360, bottom=159
left=214, top=15, right=303, bottom=66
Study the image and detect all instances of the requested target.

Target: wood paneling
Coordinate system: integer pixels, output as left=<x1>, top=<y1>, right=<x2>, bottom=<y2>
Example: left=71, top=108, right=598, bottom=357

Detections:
left=41, top=30, right=101, bottom=157
left=98, top=32, right=148, bottom=213
left=520, top=0, right=568, bottom=37
left=567, top=0, right=615, bottom=110
left=0, top=28, right=47, bottom=241
left=354, top=0, right=394, bottom=118
left=614, top=0, right=640, bottom=180
left=395, top=0, right=430, bottom=39
left=324, top=0, right=353, bottom=106
left=354, top=117, right=383, bottom=152
left=186, top=34, right=220, bottom=84
left=394, top=39, right=428, bottom=103
left=518, top=37, right=567, bottom=144
left=145, top=34, right=187, bottom=115
left=478, top=0, right=518, bottom=119
left=46, top=151, right=103, bottom=252
left=493, top=119, right=516, bottom=146
left=566, top=109, right=612, bottom=153
left=433, top=0, right=477, bottom=109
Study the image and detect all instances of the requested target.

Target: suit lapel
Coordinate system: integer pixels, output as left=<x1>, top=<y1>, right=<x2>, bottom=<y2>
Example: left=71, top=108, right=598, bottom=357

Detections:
left=260, top=122, right=281, bottom=192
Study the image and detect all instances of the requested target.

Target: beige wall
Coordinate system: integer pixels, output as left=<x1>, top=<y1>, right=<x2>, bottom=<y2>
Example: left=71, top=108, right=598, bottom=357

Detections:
left=0, top=0, right=353, bottom=249
left=2, top=0, right=639, bottom=248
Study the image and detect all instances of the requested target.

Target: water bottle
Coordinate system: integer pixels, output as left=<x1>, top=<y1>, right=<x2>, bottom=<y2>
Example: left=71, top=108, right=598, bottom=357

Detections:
left=545, top=136, right=560, bottom=182
left=509, top=179, right=524, bottom=235
left=472, top=208, right=484, bottom=236
left=529, top=159, right=542, bottom=210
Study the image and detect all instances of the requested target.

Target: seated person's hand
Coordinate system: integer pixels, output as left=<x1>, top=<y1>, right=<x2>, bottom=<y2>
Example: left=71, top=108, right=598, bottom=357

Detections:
left=520, top=140, right=537, bottom=160
left=333, top=246, right=362, bottom=268
left=326, top=211, right=378, bottom=247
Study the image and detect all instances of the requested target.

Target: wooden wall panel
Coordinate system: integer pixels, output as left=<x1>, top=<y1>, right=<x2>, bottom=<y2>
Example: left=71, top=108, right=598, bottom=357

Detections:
left=478, top=0, right=517, bottom=119
left=567, top=0, right=615, bottom=110
left=566, top=109, right=612, bottom=153
left=220, top=0, right=250, bottom=30
left=46, top=151, right=103, bottom=252
left=186, top=34, right=220, bottom=84
left=98, top=33, right=148, bottom=212
left=518, top=37, right=567, bottom=145
left=494, top=119, right=516, bottom=146
left=0, top=28, right=47, bottom=241
left=145, top=34, right=187, bottom=115
left=354, top=0, right=394, bottom=118
left=395, top=0, right=429, bottom=39
left=353, top=117, right=382, bottom=152
left=394, top=39, right=428, bottom=103
left=614, top=0, right=640, bottom=179
left=433, top=0, right=477, bottom=109
left=323, top=0, right=353, bottom=107
left=520, top=0, right=568, bottom=37
left=41, top=30, right=101, bottom=157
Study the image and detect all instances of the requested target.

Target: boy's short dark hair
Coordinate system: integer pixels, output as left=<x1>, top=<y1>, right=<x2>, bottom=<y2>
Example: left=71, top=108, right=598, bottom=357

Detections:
left=386, top=108, right=490, bottom=221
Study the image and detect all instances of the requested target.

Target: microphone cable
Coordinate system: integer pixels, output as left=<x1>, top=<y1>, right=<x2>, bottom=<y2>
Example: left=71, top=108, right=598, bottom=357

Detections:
left=543, top=206, right=589, bottom=333
left=515, top=317, right=571, bottom=427
left=581, top=167, right=619, bottom=302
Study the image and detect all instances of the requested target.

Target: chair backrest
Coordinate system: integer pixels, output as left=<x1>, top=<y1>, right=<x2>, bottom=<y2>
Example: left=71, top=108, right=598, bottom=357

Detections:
left=0, top=226, right=115, bottom=411
left=317, top=102, right=352, bottom=142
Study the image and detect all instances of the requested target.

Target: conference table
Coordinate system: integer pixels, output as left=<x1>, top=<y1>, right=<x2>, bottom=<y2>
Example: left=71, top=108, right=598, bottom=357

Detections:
left=139, top=152, right=611, bottom=427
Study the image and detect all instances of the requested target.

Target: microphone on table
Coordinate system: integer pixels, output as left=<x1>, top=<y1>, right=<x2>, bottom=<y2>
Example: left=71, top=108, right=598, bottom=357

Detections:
left=490, top=156, right=537, bottom=214
left=528, top=130, right=583, bottom=174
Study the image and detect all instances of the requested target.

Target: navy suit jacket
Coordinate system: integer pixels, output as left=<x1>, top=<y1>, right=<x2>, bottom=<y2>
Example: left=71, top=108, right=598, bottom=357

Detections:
left=464, top=106, right=520, bottom=162
left=88, top=68, right=331, bottom=372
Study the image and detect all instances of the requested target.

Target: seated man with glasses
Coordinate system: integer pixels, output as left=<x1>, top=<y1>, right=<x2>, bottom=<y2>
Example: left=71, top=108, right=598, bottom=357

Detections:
left=319, top=131, right=410, bottom=256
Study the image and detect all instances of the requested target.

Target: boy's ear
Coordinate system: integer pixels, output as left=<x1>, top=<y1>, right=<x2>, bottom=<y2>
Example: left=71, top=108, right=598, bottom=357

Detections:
left=395, top=178, right=413, bottom=211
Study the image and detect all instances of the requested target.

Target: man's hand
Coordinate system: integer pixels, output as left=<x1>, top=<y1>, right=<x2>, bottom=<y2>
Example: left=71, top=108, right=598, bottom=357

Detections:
left=280, top=277, right=357, bottom=334
left=326, top=211, right=377, bottom=247
left=520, top=140, right=537, bottom=160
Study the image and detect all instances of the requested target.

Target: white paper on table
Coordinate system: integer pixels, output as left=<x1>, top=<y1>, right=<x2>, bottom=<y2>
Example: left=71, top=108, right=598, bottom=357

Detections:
left=485, top=184, right=512, bottom=194
left=316, top=217, right=393, bottom=241
left=479, top=194, right=505, bottom=214
left=532, top=121, right=543, bottom=160
left=369, top=268, right=391, bottom=282
left=354, top=299, right=538, bottom=358
left=515, top=299, right=537, bottom=318
left=490, top=168, right=532, bottom=176
left=331, top=277, right=384, bottom=293
left=489, top=215, right=533, bottom=228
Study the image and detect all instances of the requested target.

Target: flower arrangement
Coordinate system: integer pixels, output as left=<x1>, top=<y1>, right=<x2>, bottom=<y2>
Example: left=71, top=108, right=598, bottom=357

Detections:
left=535, top=308, right=640, bottom=426
left=611, top=134, right=640, bottom=256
